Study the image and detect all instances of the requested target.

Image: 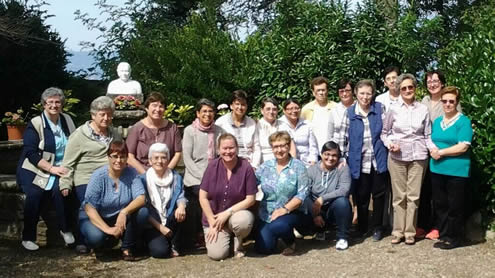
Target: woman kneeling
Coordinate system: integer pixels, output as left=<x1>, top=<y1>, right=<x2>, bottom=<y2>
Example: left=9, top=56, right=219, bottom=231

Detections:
left=199, top=133, right=257, bottom=260
left=79, top=141, right=145, bottom=261
left=135, top=143, right=187, bottom=258
left=255, top=131, right=309, bottom=255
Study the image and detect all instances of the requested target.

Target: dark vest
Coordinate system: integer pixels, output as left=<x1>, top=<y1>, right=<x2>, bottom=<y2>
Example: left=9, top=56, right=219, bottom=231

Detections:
left=347, top=102, right=388, bottom=179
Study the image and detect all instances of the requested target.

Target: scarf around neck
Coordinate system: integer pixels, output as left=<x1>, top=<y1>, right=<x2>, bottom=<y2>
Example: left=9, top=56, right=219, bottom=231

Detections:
left=192, top=118, right=216, bottom=161
left=146, top=167, right=174, bottom=225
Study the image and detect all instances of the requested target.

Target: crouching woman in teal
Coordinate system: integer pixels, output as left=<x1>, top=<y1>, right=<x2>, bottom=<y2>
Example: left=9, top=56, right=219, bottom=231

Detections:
left=134, top=143, right=187, bottom=258
left=79, top=141, right=145, bottom=261
left=429, top=86, right=473, bottom=250
left=255, top=131, right=309, bottom=255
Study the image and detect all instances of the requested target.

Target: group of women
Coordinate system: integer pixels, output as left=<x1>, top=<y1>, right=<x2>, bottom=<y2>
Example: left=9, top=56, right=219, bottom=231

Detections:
left=16, top=69, right=472, bottom=262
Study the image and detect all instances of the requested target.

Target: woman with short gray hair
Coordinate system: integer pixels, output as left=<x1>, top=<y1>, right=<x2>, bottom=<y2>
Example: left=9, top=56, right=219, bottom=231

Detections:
left=59, top=95, right=121, bottom=254
left=41, top=87, right=66, bottom=105
left=381, top=74, right=435, bottom=245
left=134, top=142, right=187, bottom=258
left=17, top=87, right=76, bottom=251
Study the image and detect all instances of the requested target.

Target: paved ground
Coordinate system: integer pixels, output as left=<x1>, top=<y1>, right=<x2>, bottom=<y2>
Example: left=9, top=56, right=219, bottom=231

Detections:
left=1, top=234, right=494, bottom=278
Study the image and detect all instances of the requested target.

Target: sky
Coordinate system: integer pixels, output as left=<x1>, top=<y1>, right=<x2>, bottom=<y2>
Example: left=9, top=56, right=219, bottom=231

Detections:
left=44, top=0, right=126, bottom=51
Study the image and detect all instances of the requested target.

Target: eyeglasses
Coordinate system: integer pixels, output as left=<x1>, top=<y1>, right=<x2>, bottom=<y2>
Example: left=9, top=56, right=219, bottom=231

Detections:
left=427, top=80, right=441, bottom=85
left=400, top=85, right=415, bottom=92
left=151, top=156, right=168, bottom=162
left=285, top=107, right=300, bottom=112
left=271, top=143, right=289, bottom=150
left=109, top=154, right=127, bottom=160
left=441, top=99, right=456, bottom=105
left=45, top=101, right=62, bottom=106
left=338, top=89, right=352, bottom=94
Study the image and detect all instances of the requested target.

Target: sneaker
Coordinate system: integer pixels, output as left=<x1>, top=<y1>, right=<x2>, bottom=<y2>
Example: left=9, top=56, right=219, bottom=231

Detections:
left=335, top=239, right=348, bottom=250
left=60, top=231, right=75, bottom=245
left=293, top=228, right=303, bottom=239
left=22, top=240, right=39, bottom=251
left=415, top=227, right=426, bottom=239
left=425, top=229, right=440, bottom=240
left=315, top=232, right=325, bottom=241
left=372, top=229, right=383, bottom=242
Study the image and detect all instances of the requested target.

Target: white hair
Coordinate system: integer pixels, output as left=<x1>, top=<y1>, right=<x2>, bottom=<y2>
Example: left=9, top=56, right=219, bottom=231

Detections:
left=148, top=143, right=170, bottom=159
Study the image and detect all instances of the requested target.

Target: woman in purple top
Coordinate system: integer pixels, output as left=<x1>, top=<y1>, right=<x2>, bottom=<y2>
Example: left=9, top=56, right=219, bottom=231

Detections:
left=199, top=133, right=257, bottom=260
left=381, top=74, right=436, bottom=245
left=126, top=92, right=182, bottom=174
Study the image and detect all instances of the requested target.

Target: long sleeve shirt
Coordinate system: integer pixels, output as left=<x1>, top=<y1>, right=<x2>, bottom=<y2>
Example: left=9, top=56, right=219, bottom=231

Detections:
left=279, top=116, right=318, bottom=166
left=381, top=98, right=436, bottom=162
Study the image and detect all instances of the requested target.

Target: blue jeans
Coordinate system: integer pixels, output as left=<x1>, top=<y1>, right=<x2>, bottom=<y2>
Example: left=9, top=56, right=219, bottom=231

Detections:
left=21, top=179, right=71, bottom=241
left=302, top=197, right=352, bottom=240
left=255, top=212, right=303, bottom=254
left=73, top=184, right=87, bottom=245
left=79, top=208, right=143, bottom=250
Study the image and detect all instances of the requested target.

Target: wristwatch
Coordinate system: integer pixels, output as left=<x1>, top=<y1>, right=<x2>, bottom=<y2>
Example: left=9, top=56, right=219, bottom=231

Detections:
left=283, top=206, right=290, bottom=214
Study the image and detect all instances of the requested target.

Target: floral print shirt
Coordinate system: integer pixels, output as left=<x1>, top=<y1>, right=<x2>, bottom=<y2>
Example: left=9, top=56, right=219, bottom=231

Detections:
left=256, top=158, right=309, bottom=223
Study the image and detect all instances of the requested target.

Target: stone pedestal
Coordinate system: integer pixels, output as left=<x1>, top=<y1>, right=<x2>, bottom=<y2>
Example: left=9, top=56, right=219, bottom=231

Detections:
left=0, top=140, right=23, bottom=174
left=113, top=110, right=146, bottom=138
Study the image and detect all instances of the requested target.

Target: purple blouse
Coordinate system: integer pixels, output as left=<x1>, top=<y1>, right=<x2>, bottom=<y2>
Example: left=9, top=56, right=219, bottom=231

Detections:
left=200, top=157, right=257, bottom=227
left=126, top=120, right=182, bottom=168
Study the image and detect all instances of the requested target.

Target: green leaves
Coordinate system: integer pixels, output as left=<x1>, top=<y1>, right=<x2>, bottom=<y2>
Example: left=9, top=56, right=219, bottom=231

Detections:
left=439, top=0, right=495, bottom=215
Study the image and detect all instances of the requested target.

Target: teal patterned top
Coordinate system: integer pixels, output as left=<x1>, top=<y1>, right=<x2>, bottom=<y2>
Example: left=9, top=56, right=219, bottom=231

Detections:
left=256, top=158, right=309, bottom=223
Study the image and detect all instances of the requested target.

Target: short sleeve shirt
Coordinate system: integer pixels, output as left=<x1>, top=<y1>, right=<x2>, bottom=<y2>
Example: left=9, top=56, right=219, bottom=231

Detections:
left=256, top=158, right=309, bottom=223
left=126, top=120, right=182, bottom=168
left=430, top=114, right=473, bottom=178
left=200, top=157, right=257, bottom=226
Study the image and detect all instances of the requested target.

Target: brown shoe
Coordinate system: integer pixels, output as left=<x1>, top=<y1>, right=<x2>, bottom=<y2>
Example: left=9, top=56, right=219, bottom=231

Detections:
left=405, top=236, right=415, bottom=245
left=391, top=236, right=403, bottom=244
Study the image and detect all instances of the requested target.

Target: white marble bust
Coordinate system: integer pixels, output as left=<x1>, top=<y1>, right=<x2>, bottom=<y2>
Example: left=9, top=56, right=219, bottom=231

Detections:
left=107, top=62, right=142, bottom=97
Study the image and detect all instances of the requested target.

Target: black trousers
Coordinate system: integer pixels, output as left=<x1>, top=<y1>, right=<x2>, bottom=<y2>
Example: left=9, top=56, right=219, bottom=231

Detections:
left=431, top=172, right=467, bottom=241
left=417, top=168, right=433, bottom=231
left=182, top=185, right=202, bottom=249
left=353, top=166, right=387, bottom=234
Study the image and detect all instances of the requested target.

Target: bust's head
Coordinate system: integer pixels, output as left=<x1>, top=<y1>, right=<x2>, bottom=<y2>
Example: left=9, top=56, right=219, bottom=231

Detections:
left=117, top=62, right=131, bottom=82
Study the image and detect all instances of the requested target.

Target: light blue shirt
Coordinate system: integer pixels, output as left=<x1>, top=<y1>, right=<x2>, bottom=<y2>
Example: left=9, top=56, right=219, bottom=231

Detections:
left=256, top=158, right=309, bottom=223
left=84, top=165, right=144, bottom=218
left=45, top=112, right=68, bottom=191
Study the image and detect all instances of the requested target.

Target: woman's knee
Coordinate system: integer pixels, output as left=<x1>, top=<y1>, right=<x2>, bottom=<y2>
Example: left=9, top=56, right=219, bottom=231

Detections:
left=207, top=246, right=230, bottom=261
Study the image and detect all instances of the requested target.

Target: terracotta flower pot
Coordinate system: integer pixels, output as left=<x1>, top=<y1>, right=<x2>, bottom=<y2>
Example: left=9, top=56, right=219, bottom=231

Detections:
left=6, top=125, right=26, bottom=140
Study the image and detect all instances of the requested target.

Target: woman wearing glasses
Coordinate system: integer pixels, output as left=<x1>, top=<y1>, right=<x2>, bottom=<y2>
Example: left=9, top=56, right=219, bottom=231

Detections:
left=381, top=74, right=436, bottom=245
left=429, top=86, right=472, bottom=249
left=279, top=99, right=318, bottom=167
left=336, top=79, right=388, bottom=241
left=418, top=70, right=463, bottom=240
left=79, top=141, right=145, bottom=261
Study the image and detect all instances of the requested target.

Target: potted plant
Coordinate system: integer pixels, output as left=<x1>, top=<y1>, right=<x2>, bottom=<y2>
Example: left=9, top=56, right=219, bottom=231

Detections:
left=113, top=95, right=141, bottom=110
left=2, top=108, right=29, bottom=140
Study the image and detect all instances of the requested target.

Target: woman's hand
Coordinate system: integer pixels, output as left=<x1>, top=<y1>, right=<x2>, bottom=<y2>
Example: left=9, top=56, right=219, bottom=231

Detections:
left=159, top=225, right=173, bottom=238
left=270, top=207, right=288, bottom=222
left=174, top=205, right=186, bottom=223
left=115, top=211, right=127, bottom=232
left=106, top=226, right=123, bottom=238
left=313, top=215, right=325, bottom=228
left=205, top=227, right=219, bottom=243
left=312, top=197, right=323, bottom=216
left=49, top=166, right=68, bottom=177
left=388, top=143, right=400, bottom=152
left=61, top=189, right=70, bottom=197
left=212, top=210, right=231, bottom=230
left=430, top=148, right=441, bottom=160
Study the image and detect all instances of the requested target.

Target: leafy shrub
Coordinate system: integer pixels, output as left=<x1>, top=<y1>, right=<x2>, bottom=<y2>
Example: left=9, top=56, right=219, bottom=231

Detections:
left=439, top=0, right=495, bottom=216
